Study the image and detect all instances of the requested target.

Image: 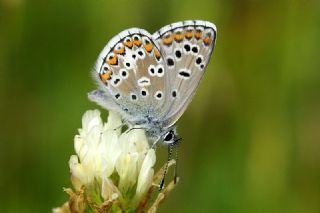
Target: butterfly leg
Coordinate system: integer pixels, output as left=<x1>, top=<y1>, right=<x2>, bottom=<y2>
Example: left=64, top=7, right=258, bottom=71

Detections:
left=159, top=144, right=174, bottom=190
left=173, top=142, right=179, bottom=184
left=125, top=126, right=146, bottom=134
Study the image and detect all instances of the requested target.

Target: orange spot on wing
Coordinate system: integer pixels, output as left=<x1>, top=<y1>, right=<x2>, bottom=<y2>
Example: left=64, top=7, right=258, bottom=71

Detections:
left=163, top=35, right=173, bottom=45
left=106, top=55, right=118, bottom=65
left=154, top=49, right=161, bottom=60
left=203, top=37, right=212, bottom=45
left=124, top=40, right=133, bottom=48
left=195, top=30, right=202, bottom=39
left=100, top=70, right=113, bottom=82
left=144, top=43, right=153, bottom=53
left=114, top=47, right=125, bottom=55
left=133, top=39, right=142, bottom=46
left=174, top=32, right=184, bottom=42
left=185, top=30, right=194, bottom=39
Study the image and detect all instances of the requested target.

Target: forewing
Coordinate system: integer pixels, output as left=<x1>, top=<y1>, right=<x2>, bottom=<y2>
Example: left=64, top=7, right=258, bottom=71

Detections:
left=92, top=28, right=168, bottom=124
left=152, top=20, right=217, bottom=127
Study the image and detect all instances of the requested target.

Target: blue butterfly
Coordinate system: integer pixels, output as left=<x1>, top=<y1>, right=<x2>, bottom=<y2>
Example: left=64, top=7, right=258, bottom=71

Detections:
left=89, top=20, right=217, bottom=188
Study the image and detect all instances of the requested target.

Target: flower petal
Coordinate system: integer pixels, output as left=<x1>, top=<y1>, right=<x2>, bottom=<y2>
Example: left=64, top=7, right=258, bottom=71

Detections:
left=69, top=155, right=94, bottom=189
left=104, top=111, right=122, bottom=132
left=116, top=152, right=139, bottom=192
left=81, top=110, right=103, bottom=136
left=101, top=130, right=121, bottom=177
left=136, top=149, right=156, bottom=197
left=101, top=177, right=121, bottom=200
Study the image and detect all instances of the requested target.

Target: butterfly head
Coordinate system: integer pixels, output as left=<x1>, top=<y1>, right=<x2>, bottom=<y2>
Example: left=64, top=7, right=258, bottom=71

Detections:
left=162, top=129, right=180, bottom=145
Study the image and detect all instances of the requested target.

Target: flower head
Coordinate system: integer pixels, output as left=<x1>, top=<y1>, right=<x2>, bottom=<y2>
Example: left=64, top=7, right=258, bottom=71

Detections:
left=55, top=110, right=178, bottom=212
left=70, top=110, right=155, bottom=199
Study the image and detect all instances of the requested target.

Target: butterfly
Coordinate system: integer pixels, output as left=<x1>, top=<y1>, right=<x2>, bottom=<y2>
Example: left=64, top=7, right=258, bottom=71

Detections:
left=89, top=20, right=216, bottom=187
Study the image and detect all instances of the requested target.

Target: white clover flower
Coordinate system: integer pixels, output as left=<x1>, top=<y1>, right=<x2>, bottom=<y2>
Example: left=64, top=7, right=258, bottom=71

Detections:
left=116, top=129, right=150, bottom=193
left=56, top=109, right=178, bottom=212
left=135, top=149, right=156, bottom=199
left=69, top=110, right=155, bottom=205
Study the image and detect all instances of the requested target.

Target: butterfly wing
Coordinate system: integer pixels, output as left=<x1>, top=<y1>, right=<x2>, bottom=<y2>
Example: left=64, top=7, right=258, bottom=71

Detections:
left=152, top=20, right=217, bottom=127
left=90, top=28, right=168, bottom=124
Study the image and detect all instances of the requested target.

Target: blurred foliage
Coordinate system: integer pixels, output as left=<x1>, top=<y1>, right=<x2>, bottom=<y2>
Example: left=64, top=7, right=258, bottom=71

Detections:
left=1, top=0, right=320, bottom=212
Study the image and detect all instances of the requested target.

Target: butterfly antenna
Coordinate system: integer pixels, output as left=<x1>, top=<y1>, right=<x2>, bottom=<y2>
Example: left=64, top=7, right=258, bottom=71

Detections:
left=173, top=137, right=182, bottom=184
left=174, top=141, right=179, bottom=184
left=159, top=144, right=174, bottom=190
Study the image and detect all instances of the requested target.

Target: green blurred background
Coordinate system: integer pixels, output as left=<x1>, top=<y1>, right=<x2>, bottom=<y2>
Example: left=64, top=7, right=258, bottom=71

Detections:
left=1, top=0, right=320, bottom=212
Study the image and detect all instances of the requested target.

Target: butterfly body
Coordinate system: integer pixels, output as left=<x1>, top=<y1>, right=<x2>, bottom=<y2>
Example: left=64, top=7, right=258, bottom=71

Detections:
left=89, top=20, right=217, bottom=145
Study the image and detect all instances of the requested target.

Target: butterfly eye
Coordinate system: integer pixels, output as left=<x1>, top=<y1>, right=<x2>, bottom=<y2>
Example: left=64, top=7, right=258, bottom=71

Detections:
left=164, top=131, right=174, bottom=142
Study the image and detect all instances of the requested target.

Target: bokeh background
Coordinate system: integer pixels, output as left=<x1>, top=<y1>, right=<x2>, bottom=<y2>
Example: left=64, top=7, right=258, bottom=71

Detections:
left=1, top=0, right=320, bottom=212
